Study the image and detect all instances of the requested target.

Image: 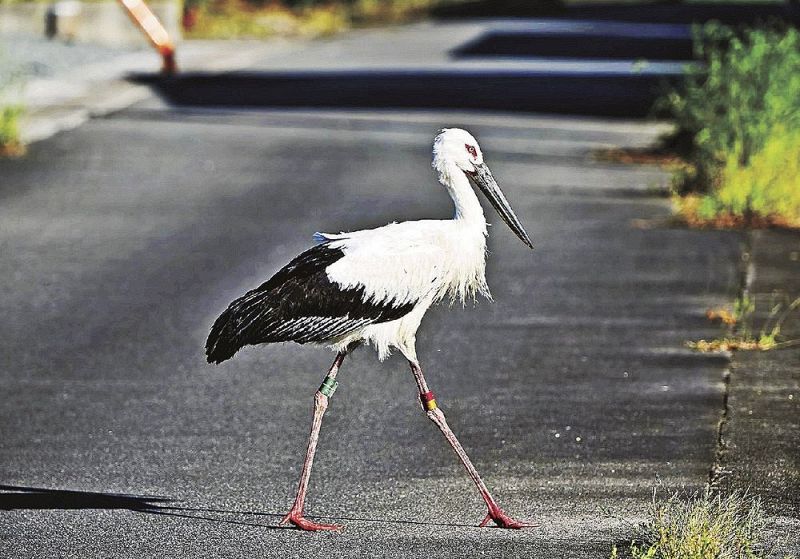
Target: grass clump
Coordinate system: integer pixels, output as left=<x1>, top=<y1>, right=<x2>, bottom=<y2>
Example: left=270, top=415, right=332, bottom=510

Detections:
left=612, top=490, right=768, bottom=559
left=0, top=104, right=24, bottom=156
left=0, top=51, right=24, bottom=157
left=184, top=0, right=455, bottom=39
left=184, top=0, right=349, bottom=39
left=664, top=24, right=800, bottom=228
left=690, top=293, right=800, bottom=352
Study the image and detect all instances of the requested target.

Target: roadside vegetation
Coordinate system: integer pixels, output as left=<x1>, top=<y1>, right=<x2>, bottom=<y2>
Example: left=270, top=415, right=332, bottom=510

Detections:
left=182, top=0, right=461, bottom=39
left=611, top=490, right=772, bottom=559
left=0, top=104, right=23, bottom=156
left=664, top=24, right=800, bottom=228
left=0, top=51, right=24, bottom=157
left=691, top=292, right=800, bottom=352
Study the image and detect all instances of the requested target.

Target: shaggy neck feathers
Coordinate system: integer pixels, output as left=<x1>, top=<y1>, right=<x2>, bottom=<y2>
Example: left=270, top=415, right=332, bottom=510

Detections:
left=435, top=159, right=488, bottom=235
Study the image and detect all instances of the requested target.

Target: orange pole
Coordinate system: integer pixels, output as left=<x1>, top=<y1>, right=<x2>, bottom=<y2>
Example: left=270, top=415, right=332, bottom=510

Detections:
left=117, top=0, right=177, bottom=74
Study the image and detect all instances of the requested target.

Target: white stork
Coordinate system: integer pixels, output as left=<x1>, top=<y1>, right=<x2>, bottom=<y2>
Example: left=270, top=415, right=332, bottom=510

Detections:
left=206, top=128, right=535, bottom=531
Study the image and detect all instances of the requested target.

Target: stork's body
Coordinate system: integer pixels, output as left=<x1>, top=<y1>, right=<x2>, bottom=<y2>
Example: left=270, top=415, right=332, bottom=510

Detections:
left=206, top=128, right=534, bottom=531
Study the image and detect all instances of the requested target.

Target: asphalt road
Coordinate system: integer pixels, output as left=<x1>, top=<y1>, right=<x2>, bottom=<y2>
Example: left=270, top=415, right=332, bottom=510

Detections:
left=0, top=106, right=745, bottom=557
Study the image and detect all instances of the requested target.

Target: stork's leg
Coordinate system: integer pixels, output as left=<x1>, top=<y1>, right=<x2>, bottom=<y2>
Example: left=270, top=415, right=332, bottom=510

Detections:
left=279, top=351, right=348, bottom=531
left=409, top=361, right=536, bottom=529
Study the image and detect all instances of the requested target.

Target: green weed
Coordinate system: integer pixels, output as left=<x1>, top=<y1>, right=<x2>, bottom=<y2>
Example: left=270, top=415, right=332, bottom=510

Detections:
left=184, top=0, right=453, bottom=39
left=185, top=1, right=350, bottom=39
left=0, top=49, right=24, bottom=156
left=0, top=104, right=23, bottom=153
left=664, top=25, right=800, bottom=227
left=614, top=490, right=768, bottom=559
left=691, top=293, right=800, bottom=352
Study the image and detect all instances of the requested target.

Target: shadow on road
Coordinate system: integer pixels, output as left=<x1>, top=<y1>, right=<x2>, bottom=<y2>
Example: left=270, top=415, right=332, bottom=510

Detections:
left=0, top=485, right=479, bottom=529
left=0, top=484, right=285, bottom=529
left=0, top=484, right=172, bottom=511
left=433, top=1, right=800, bottom=25
left=452, top=21, right=694, bottom=61
left=133, top=0, right=800, bottom=117
left=0, top=485, right=285, bottom=530
left=131, top=69, right=681, bottom=117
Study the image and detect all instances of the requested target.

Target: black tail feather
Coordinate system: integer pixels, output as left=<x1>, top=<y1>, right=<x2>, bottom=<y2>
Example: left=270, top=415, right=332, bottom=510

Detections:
left=205, top=308, right=239, bottom=364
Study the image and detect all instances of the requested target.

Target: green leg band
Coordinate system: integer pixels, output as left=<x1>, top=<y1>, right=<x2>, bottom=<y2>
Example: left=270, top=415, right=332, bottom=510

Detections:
left=319, top=376, right=339, bottom=398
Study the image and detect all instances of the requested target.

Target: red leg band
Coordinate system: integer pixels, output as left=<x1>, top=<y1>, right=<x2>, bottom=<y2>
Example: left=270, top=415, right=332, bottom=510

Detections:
left=420, top=391, right=438, bottom=411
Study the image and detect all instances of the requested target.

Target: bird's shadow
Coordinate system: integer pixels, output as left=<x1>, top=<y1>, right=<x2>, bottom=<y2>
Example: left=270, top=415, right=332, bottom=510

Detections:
left=0, top=485, right=476, bottom=530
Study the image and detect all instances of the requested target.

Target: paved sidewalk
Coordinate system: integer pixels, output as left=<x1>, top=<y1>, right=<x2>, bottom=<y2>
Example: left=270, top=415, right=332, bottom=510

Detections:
left=719, top=230, right=800, bottom=553
left=2, top=35, right=280, bottom=143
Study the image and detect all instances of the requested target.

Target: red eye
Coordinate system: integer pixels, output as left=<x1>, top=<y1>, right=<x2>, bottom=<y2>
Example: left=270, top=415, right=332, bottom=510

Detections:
left=465, top=144, right=477, bottom=158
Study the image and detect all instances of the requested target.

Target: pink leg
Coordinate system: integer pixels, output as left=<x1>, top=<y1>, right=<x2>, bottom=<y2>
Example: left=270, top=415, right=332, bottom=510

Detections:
left=410, top=361, right=536, bottom=529
left=279, top=351, right=348, bottom=531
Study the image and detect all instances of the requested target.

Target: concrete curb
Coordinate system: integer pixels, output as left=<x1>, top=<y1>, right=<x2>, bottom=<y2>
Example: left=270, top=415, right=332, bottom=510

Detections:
left=718, top=230, right=800, bottom=553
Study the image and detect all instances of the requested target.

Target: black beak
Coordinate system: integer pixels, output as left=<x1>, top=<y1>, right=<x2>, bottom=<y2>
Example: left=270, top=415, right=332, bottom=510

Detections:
left=468, top=163, right=533, bottom=249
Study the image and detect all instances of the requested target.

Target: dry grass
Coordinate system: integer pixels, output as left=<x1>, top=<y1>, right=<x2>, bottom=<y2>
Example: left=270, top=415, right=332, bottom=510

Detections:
left=705, top=308, right=738, bottom=326
left=0, top=104, right=24, bottom=157
left=687, top=338, right=766, bottom=352
left=673, top=195, right=800, bottom=231
left=185, top=1, right=349, bottom=39
left=612, top=490, right=770, bottom=559
left=689, top=294, right=800, bottom=353
left=184, top=0, right=454, bottom=40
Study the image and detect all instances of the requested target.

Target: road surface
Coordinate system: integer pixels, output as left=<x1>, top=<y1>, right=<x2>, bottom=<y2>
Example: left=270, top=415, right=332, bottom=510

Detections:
left=0, top=105, right=742, bottom=557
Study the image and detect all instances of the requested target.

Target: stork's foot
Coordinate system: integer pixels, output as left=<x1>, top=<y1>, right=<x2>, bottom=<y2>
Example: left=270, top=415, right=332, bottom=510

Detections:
left=479, top=504, right=537, bottom=529
left=279, top=511, right=342, bottom=531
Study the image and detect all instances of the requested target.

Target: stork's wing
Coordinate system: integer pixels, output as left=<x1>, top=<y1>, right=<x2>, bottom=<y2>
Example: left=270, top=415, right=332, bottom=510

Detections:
left=205, top=242, right=415, bottom=364
left=320, top=221, right=452, bottom=309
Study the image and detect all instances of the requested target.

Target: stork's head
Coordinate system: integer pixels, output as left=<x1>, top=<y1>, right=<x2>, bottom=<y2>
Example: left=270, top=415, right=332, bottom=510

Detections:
left=433, top=128, right=533, bottom=249
left=433, top=127, right=485, bottom=174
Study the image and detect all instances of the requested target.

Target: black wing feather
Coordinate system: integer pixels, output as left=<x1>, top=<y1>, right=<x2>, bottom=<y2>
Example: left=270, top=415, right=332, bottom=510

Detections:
left=205, top=243, right=415, bottom=364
